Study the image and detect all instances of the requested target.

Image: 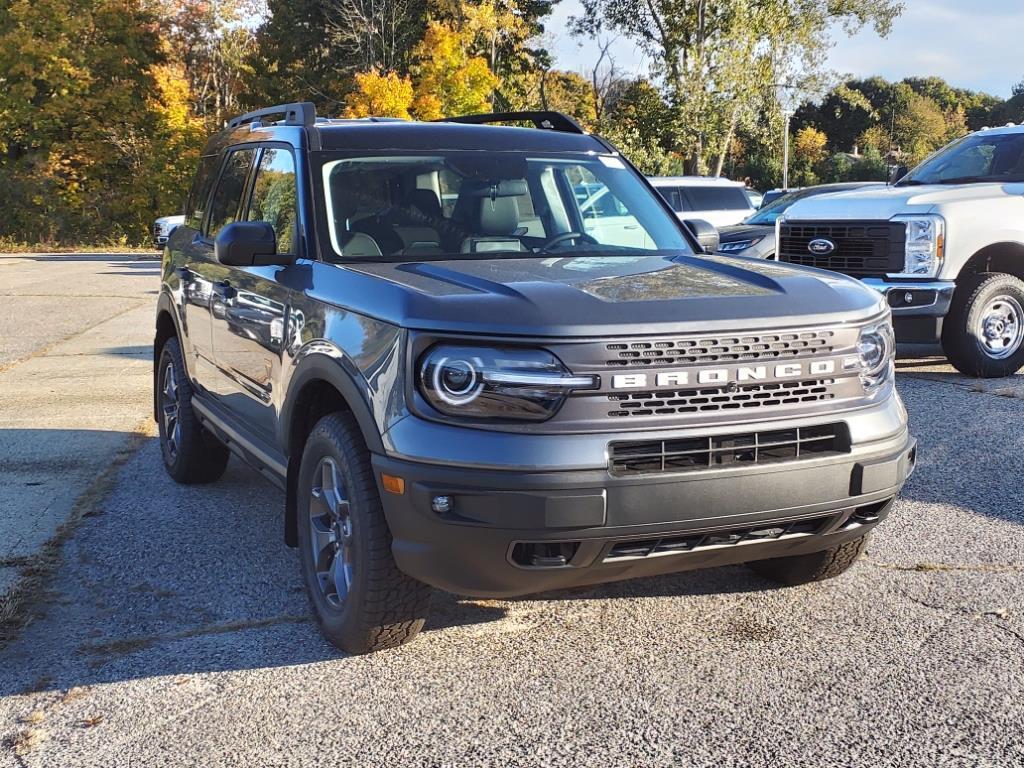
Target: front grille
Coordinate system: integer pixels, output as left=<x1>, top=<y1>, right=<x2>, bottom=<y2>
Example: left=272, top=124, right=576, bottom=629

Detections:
left=603, top=515, right=831, bottom=561
left=153, top=223, right=162, bottom=237
left=607, top=378, right=837, bottom=419
left=609, top=423, right=848, bottom=476
left=605, top=330, right=836, bottom=367
left=779, top=221, right=904, bottom=277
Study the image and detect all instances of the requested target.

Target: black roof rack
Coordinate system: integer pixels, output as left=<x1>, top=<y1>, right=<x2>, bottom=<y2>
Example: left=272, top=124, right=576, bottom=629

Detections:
left=227, top=102, right=316, bottom=129
left=438, top=111, right=585, bottom=135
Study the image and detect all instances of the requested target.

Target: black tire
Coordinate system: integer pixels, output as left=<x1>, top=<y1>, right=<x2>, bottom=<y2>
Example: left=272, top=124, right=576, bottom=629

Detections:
left=942, top=272, right=1024, bottom=378
left=156, top=337, right=230, bottom=484
left=296, top=412, right=431, bottom=654
left=747, top=534, right=870, bottom=586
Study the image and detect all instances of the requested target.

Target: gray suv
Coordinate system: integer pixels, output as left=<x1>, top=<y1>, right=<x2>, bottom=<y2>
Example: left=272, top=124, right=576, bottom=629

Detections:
left=155, top=103, right=916, bottom=653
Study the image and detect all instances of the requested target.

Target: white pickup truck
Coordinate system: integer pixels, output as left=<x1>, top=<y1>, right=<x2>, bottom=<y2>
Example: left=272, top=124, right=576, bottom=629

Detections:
left=778, top=123, right=1024, bottom=377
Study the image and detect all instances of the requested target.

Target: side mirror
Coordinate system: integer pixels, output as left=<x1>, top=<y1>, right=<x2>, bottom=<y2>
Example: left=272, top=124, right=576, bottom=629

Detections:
left=214, top=221, right=280, bottom=267
left=890, top=165, right=909, bottom=184
left=683, top=218, right=720, bottom=255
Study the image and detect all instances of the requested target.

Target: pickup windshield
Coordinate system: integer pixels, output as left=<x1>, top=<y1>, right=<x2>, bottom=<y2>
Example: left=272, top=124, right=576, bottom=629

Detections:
left=319, top=151, right=691, bottom=260
left=898, top=131, right=1024, bottom=186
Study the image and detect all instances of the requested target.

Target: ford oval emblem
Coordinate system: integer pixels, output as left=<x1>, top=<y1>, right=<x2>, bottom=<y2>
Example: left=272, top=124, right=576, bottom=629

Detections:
left=808, top=238, right=836, bottom=255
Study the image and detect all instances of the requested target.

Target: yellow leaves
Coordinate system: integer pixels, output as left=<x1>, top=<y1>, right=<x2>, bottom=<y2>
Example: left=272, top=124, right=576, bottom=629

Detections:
left=410, top=20, right=498, bottom=118
left=343, top=70, right=415, bottom=120
left=793, top=126, right=828, bottom=165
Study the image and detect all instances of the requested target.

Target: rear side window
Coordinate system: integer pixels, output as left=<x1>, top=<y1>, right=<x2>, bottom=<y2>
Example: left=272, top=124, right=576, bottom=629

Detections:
left=247, top=148, right=297, bottom=254
left=206, top=148, right=257, bottom=238
left=683, top=186, right=751, bottom=211
left=184, top=155, right=219, bottom=230
left=655, top=187, right=689, bottom=212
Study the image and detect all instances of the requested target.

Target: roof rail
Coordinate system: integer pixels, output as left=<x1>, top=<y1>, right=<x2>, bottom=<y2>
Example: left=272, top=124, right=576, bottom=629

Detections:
left=437, top=111, right=585, bottom=135
left=227, top=102, right=316, bottom=129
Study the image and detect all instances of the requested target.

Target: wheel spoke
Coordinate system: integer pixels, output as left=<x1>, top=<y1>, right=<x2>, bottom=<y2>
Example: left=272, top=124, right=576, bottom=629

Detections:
left=307, top=455, right=355, bottom=610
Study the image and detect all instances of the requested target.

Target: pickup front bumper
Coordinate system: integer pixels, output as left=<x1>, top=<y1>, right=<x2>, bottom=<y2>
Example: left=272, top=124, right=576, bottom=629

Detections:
left=862, top=278, right=956, bottom=343
left=373, top=395, right=915, bottom=597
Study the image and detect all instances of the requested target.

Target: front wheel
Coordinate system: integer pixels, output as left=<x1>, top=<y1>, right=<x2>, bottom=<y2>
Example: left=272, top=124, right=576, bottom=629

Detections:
left=296, top=412, right=431, bottom=654
left=747, top=534, right=870, bottom=586
left=943, top=272, right=1024, bottom=378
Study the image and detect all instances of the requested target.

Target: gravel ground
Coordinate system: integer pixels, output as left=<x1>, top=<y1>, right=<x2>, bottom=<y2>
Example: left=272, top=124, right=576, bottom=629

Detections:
left=0, top=368, right=1022, bottom=767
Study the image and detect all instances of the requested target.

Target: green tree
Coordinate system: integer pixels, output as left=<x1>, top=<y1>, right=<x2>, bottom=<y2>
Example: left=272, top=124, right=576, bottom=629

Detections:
left=573, top=0, right=902, bottom=175
left=0, top=0, right=195, bottom=244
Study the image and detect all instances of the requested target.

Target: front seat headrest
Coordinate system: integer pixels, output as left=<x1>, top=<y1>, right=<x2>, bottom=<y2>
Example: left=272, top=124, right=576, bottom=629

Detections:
left=478, top=197, right=520, bottom=236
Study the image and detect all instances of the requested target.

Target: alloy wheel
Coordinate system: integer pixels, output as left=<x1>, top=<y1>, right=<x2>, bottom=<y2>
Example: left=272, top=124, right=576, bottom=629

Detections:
left=308, top=457, right=354, bottom=609
left=161, top=360, right=182, bottom=460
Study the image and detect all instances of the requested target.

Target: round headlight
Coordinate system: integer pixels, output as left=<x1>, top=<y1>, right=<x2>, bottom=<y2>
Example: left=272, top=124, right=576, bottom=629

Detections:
left=431, top=356, right=483, bottom=405
left=857, top=330, right=886, bottom=373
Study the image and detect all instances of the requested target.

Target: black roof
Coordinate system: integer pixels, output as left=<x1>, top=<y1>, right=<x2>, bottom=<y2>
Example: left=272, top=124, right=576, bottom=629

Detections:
left=208, top=104, right=609, bottom=155
left=312, top=120, right=605, bottom=153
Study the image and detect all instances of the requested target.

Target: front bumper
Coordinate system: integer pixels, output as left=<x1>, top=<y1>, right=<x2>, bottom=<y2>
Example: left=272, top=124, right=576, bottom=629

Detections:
left=374, top=396, right=915, bottom=597
left=862, top=278, right=956, bottom=343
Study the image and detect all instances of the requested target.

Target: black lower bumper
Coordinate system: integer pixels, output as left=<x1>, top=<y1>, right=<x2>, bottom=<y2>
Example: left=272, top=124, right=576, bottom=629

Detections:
left=373, top=431, right=916, bottom=597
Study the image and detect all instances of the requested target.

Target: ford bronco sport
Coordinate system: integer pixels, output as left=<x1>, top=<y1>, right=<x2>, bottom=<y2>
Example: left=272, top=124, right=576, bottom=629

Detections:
left=155, top=103, right=915, bottom=654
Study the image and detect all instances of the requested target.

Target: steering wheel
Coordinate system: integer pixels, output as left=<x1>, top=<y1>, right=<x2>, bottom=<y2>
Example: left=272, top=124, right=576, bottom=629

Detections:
left=538, top=231, right=599, bottom=251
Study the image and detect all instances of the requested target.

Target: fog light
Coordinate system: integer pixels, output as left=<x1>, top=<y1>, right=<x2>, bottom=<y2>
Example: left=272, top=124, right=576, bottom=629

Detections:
left=904, top=292, right=914, bottom=304
left=431, top=495, right=452, bottom=514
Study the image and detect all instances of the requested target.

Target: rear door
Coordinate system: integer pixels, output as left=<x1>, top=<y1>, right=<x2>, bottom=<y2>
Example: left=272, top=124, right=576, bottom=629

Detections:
left=208, top=145, right=299, bottom=442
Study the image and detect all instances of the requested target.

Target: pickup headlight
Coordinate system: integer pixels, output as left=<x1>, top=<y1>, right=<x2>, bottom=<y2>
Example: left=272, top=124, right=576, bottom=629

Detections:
left=718, top=236, right=765, bottom=254
left=417, top=344, right=598, bottom=421
left=856, top=320, right=896, bottom=392
left=890, top=214, right=945, bottom=277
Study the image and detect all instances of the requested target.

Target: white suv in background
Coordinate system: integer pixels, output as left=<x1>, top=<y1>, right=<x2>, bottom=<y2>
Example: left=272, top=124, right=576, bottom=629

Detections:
left=649, top=176, right=756, bottom=227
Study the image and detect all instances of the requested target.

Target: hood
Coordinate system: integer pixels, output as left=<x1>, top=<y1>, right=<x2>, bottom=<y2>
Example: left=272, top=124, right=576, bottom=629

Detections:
left=783, top=182, right=1024, bottom=221
left=717, top=224, right=773, bottom=242
left=325, top=254, right=885, bottom=337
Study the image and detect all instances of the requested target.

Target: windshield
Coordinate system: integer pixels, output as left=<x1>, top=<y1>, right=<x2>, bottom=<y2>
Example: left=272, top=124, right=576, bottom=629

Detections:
left=745, top=190, right=809, bottom=225
left=320, top=151, right=691, bottom=260
left=899, top=131, right=1024, bottom=186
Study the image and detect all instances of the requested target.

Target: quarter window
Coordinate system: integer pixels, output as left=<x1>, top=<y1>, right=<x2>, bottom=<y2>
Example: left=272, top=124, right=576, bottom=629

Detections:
left=247, top=148, right=297, bottom=254
left=206, top=148, right=257, bottom=238
left=184, top=155, right=219, bottom=230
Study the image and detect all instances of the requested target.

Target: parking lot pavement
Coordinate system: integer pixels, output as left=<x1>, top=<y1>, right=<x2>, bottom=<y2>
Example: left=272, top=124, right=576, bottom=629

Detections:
left=0, top=257, right=1022, bottom=766
left=0, top=253, right=157, bottom=626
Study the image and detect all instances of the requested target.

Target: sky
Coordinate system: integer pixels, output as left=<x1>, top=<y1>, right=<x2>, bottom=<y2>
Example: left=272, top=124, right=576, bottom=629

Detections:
left=547, top=0, right=1024, bottom=99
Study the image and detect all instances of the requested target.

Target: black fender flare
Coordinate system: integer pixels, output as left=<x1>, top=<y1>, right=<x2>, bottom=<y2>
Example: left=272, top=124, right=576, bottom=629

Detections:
left=279, top=350, right=387, bottom=547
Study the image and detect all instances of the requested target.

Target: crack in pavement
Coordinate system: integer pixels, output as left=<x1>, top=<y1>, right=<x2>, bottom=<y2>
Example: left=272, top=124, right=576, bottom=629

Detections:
left=0, top=302, right=149, bottom=374
left=866, top=557, right=1024, bottom=574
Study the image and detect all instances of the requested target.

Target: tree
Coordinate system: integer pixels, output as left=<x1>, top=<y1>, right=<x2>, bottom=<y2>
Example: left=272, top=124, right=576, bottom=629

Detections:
left=0, top=0, right=196, bottom=244
left=246, top=0, right=351, bottom=112
left=343, top=70, right=415, bottom=118
left=157, top=0, right=260, bottom=125
left=409, top=20, right=499, bottom=118
left=1012, top=78, right=1024, bottom=98
left=321, top=0, right=428, bottom=73
left=573, top=0, right=903, bottom=175
left=790, top=125, right=826, bottom=185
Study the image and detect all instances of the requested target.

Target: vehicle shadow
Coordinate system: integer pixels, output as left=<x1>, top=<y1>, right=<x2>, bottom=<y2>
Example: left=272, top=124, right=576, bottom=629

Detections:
left=2, top=367, right=1021, bottom=697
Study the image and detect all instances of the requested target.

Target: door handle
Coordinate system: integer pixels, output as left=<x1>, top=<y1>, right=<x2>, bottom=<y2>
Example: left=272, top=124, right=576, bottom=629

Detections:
left=212, top=280, right=236, bottom=301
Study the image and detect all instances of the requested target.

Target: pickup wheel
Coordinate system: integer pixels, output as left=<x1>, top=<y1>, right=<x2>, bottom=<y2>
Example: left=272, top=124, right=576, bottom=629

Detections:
left=943, top=272, right=1024, bottom=377
left=157, top=337, right=230, bottom=484
left=747, top=534, right=870, bottom=586
left=296, top=412, right=431, bottom=654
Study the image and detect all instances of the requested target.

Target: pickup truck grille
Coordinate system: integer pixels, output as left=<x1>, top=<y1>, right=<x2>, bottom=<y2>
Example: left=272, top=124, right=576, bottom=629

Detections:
left=609, top=423, right=848, bottom=476
left=607, top=378, right=836, bottom=418
left=779, top=221, right=905, bottom=277
left=605, top=330, right=836, bottom=367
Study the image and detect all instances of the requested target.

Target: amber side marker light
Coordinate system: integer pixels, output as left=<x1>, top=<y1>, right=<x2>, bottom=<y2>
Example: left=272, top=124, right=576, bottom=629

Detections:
left=381, top=473, right=406, bottom=495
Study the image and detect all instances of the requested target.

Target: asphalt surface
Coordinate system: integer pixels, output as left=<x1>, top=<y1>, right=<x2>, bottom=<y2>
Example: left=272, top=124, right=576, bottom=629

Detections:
left=1, top=256, right=1023, bottom=766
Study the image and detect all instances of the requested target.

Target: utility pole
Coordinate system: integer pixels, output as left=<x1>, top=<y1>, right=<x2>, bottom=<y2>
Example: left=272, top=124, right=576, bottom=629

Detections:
left=772, top=79, right=798, bottom=190
left=782, top=109, right=793, bottom=190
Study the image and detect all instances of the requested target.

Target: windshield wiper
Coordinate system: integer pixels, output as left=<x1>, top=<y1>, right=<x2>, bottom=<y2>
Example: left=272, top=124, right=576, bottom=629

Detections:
left=935, top=176, right=1003, bottom=185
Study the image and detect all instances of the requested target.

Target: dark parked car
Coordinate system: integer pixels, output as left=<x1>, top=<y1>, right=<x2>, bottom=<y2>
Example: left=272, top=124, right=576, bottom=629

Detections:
left=154, top=104, right=914, bottom=654
left=717, top=183, right=886, bottom=258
